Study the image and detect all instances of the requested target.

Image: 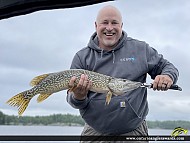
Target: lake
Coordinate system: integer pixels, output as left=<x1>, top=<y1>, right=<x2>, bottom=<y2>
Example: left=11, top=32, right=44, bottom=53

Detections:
left=0, top=125, right=188, bottom=143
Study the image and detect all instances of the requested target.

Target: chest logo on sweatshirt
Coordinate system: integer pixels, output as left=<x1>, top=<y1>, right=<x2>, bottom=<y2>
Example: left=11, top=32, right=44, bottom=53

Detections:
left=120, top=57, right=135, bottom=62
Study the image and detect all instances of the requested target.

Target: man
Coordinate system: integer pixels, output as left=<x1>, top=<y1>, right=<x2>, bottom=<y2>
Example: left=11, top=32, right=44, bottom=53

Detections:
left=67, top=5, right=179, bottom=142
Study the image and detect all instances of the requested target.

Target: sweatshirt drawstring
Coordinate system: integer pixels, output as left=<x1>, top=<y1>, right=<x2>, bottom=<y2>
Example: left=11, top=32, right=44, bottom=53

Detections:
left=101, top=49, right=103, bottom=58
left=112, top=50, right=115, bottom=64
left=100, top=49, right=115, bottom=63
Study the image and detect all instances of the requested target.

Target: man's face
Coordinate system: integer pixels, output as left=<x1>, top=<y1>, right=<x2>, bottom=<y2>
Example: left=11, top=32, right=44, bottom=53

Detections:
left=95, top=8, right=123, bottom=50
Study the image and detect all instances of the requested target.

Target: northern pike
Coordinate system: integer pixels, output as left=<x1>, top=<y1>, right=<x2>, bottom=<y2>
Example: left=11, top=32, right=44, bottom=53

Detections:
left=6, top=69, right=142, bottom=116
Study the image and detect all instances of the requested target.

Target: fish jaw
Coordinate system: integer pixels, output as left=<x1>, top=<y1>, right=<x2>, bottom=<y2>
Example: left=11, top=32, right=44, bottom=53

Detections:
left=108, top=78, right=142, bottom=95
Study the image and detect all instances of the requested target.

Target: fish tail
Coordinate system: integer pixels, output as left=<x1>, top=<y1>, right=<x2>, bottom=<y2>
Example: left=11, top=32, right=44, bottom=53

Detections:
left=6, top=91, right=33, bottom=116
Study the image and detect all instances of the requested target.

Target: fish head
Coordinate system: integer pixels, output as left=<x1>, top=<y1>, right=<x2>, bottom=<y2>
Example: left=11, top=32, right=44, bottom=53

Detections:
left=108, top=78, right=142, bottom=95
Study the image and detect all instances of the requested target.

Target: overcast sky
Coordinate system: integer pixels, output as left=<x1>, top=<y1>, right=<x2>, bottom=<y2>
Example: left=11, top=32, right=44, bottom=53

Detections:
left=0, top=0, right=190, bottom=121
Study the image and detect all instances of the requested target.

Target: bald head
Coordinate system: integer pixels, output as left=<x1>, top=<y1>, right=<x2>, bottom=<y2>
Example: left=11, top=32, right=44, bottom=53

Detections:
left=95, top=5, right=123, bottom=51
left=96, top=5, right=122, bottom=23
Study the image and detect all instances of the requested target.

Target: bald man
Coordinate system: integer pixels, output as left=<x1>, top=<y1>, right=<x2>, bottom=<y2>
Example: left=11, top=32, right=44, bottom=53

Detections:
left=67, top=5, right=179, bottom=143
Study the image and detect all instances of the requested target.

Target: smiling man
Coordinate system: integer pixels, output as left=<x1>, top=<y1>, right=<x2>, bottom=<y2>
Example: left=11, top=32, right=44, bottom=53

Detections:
left=67, top=5, right=179, bottom=143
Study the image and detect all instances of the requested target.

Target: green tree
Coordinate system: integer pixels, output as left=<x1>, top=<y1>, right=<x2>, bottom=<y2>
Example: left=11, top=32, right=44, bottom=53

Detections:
left=0, top=111, right=5, bottom=124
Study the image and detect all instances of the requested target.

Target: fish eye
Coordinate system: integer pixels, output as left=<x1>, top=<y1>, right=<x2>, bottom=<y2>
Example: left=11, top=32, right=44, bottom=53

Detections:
left=123, top=79, right=126, bottom=82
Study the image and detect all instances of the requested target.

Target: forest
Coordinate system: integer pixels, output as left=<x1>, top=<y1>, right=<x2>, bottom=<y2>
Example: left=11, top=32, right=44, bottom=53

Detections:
left=0, top=111, right=84, bottom=126
left=0, top=111, right=190, bottom=129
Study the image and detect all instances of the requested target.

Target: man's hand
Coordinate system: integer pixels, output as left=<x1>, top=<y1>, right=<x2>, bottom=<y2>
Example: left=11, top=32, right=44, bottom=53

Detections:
left=68, top=74, right=92, bottom=100
left=152, top=75, right=173, bottom=91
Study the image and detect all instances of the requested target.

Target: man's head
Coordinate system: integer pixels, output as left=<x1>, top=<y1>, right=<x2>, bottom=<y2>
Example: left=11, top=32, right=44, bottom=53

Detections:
left=95, top=5, right=123, bottom=51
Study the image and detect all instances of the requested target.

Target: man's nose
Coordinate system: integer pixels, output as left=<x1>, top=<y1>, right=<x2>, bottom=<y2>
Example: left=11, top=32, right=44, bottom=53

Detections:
left=105, top=23, right=113, bottom=31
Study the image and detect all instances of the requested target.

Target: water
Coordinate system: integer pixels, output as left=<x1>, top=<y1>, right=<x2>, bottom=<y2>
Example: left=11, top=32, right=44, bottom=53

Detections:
left=0, top=126, right=189, bottom=143
left=0, top=125, right=83, bottom=135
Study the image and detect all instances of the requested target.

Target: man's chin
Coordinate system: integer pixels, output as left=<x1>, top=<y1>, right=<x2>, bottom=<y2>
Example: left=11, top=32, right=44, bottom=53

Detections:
left=103, top=41, right=116, bottom=47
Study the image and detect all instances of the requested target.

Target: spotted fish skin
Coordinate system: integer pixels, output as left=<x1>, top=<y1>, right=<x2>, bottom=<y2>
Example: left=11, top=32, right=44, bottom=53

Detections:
left=6, top=69, right=142, bottom=116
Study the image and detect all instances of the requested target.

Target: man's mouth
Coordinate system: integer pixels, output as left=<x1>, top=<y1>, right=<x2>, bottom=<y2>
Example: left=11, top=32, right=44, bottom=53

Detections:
left=103, top=32, right=115, bottom=36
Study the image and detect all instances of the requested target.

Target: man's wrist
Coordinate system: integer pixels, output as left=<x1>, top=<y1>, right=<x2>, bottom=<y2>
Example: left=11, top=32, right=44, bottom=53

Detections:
left=68, top=91, right=86, bottom=101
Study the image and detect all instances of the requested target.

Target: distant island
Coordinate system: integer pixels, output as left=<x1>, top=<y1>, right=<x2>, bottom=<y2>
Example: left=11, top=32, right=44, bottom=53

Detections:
left=0, top=111, right=84, bottom=126
left=0, top=111, right=190, bottom=129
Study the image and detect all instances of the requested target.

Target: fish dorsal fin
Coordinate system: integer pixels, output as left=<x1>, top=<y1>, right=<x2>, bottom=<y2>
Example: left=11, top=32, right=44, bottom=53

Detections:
left=37, top=93, right=52, bottom=103
left=30, top=74, right=49, bottom=87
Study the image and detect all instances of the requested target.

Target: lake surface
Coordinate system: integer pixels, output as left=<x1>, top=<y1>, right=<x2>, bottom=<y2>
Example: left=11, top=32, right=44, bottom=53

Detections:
left=0, top=125, right=188, bottom=143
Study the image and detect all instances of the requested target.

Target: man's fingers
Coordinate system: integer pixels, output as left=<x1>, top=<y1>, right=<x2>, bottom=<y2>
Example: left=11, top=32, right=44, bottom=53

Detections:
left=77, top=74, right=85, bottom=89
left=69, top=76, right=77, bottom=88
left=86, top=80, right=92, bottom=91
left=69, top=74, right=91, bottom=92
left=77, top=74, right=89, bottom=89
left=82, top=75, right=89, bottom=89
left=166, top=82, right=172, bottom=89
left=153, top=75, right=173, bottom=91
left=161, top=82, right=167, bottom=91
left=153, top=76, right=160, bottom=90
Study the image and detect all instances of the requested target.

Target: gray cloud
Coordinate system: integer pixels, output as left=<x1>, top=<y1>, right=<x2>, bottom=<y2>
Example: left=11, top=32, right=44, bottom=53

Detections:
left=147, top=92, right=190, bottom=120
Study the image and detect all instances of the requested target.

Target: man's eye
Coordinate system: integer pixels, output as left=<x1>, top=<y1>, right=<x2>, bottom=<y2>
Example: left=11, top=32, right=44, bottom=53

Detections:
left=102, top=22, right=108, bottom=25
left=112, top=21, right=119, bottom=25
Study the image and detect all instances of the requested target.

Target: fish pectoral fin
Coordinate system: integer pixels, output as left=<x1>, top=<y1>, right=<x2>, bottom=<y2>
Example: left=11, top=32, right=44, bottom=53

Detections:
left=105, top=90, right=113, bottom=105
left=37, top=93, right=52, bottom=103
left=30, top=74, right=49, bottom=87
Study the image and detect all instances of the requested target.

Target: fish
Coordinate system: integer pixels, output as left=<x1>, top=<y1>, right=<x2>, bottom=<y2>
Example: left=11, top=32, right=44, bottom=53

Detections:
left=171, top=127, right=188, bottom=137
left=6, top=69, right=142, bottom=116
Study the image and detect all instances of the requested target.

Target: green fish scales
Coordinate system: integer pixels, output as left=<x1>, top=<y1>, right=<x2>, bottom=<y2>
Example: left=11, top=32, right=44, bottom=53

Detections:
left=6, top=69, right=142, bottom=116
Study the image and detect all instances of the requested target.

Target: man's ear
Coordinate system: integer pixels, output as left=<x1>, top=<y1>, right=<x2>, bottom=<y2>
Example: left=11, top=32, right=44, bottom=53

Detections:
left=95, top=22, right=97, bottom=29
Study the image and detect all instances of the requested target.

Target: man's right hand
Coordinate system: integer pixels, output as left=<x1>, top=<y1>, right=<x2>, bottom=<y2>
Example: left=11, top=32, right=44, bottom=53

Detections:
left=68, top=74, right=92, bottom=100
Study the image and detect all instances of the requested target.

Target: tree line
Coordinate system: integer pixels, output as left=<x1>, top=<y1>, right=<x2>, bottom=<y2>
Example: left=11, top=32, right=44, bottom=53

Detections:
left=0, top=111, right=190, bottom=129
left=147, top=120, right=190, bottom=129
left=0, top=111, right=85, bottom=126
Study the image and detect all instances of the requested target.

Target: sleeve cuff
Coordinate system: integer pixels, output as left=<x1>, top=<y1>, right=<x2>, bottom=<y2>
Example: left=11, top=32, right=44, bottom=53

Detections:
left=67, top=92, right=88, bottom=109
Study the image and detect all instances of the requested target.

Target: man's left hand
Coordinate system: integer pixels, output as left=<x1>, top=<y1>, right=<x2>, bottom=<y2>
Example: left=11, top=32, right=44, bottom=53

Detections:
left=152, top=75, right=173, bottom=91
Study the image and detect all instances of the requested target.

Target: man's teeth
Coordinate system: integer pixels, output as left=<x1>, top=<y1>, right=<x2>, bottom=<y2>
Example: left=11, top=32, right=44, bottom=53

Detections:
left=105, top=33, right=114, bottom=36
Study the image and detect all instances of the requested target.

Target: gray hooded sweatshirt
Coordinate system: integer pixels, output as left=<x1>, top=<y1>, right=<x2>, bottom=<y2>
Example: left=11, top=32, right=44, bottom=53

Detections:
left=67, top=31, right=179, bottom=135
